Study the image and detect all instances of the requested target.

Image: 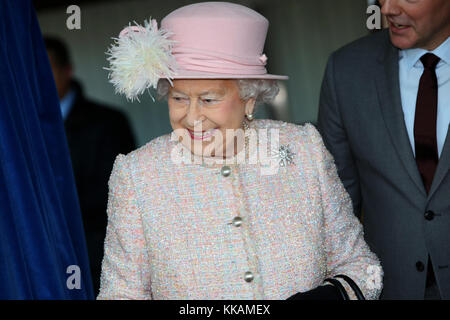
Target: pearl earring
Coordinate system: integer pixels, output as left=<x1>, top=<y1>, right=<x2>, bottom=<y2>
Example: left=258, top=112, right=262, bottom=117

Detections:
left=246, top=113, right=254, bottom=121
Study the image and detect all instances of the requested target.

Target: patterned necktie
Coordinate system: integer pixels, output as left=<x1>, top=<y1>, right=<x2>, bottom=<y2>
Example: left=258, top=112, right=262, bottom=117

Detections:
left=414, top=53, right=440, bottom=194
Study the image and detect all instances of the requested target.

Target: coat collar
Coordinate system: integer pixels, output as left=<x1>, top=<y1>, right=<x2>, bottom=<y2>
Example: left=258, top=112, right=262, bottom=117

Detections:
left=375, top=31, right=427, bottom=197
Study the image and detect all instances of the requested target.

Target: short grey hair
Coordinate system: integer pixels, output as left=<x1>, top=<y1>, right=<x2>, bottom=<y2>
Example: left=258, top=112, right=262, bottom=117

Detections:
left=156, top=79, right=279, bottom=104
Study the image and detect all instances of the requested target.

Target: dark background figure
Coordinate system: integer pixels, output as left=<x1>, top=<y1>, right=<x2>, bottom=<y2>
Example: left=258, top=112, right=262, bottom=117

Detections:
left=44, top=37, right=136, bottom=295
left=0, top=0, right=93, bottom=299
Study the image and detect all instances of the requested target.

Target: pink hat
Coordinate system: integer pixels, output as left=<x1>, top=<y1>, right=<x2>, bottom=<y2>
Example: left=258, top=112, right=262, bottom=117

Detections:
left=106, top=2, right=287, bottom=101
left=161, top=2, right=288, bottom=80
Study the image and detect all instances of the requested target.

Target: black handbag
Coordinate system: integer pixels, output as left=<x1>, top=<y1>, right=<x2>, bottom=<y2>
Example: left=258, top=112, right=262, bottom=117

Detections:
left=324, top=278, right=350, bottom=300
left=287, top=275, right=365, bottom=300
left=286, top=283, right=343, bottom=300
left=334, top=274, right=366, bottom=300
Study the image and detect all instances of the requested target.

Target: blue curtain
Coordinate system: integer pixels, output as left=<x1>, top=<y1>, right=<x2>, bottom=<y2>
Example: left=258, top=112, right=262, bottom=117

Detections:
left=0, top=0, right=94, bottom=299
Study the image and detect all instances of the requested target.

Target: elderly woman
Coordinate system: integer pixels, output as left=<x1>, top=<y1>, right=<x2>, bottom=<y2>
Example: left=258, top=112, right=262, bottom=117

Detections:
left=98, top=2, right=383, bottom=300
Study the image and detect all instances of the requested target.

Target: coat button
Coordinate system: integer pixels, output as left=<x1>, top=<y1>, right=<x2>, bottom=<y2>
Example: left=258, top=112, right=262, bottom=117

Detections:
left=416, top=261, right=425, bottom=272
left=232, top=216, right=242, bottom=227
left=244, top=271, right=254, bottom=283
left=221, top=166, right=231, bottom=177
left=424, top=210, right=435, bottom=221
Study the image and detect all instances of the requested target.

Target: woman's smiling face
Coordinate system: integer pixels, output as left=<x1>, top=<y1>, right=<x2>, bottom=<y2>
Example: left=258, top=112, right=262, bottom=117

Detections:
left=168, top=79, right=255, bottom=158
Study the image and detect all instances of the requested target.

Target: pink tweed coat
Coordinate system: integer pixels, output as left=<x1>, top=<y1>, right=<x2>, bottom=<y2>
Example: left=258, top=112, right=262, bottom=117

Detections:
left=97, top=120, right=383, bottom=300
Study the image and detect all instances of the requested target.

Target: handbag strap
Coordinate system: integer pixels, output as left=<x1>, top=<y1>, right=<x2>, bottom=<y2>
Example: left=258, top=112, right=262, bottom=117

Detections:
left=335, top=274, right=366, bottom=300
left=324, top=278, right=349, bottom=300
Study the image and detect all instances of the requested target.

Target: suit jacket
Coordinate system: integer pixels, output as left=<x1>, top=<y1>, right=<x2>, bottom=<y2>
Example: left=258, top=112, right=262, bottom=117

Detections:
left=97, top=120, right=382, bottom=300
left=64, top=82, right=136, bottom=295
left=318, top=29, right=450, bottom=299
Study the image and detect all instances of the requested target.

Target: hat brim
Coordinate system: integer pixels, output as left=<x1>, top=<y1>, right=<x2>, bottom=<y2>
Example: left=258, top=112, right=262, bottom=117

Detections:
left=171, top=70, right=288, bottom=80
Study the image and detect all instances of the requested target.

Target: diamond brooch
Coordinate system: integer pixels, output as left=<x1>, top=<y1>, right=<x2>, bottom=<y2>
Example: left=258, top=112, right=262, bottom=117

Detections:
left=273, top=144, right=295, bottom=167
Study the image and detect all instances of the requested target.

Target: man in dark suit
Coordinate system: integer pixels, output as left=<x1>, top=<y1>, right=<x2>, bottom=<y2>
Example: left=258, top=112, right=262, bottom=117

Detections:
left=45, top=37, right=136, bottom=295
left=318, top=0, right=450, bottom=299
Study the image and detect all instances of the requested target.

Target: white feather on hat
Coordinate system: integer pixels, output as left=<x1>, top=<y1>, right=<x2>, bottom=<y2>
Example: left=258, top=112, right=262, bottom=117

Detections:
left=105, top=19, right=177, bottom=102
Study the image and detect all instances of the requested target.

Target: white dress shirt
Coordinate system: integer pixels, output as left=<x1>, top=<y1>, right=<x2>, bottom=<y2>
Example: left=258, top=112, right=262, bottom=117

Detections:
left=399, top=36, right=450, bottom=158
